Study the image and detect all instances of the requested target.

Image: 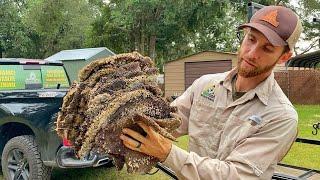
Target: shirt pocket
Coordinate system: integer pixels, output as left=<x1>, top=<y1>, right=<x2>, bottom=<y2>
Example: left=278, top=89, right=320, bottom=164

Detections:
left=189, top=97, right=216, bottom=125
left=235, top=116, right=261, bottom=145
left=221, top=114, right=244, bottom=144
left=218, top=114, right=261, bottom=159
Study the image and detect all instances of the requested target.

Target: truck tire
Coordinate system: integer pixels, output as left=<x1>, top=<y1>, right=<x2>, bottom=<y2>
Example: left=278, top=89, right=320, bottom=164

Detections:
left=1, top=135, right=52, bottom=180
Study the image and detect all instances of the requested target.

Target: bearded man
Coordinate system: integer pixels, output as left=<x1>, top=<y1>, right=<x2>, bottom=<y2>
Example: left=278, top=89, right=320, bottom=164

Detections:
left=120, top=5, right=303, bottom=180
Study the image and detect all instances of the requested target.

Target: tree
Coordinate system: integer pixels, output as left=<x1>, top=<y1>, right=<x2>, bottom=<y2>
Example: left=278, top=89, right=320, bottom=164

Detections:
left=23, top=0, right=95, bottom=57
left=270, top=0, right=320, bottom=54
left=295, top=0, right=320, bottom=54
left=0, top=0, right=37, bottom=58
left=89, top=0, right=249, bottom=70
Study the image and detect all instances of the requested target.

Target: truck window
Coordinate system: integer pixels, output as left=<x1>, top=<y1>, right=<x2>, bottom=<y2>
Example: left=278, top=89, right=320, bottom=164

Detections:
left=41, top=66, right=70, bottom=89
left=0, top=65, right=41, bottom=90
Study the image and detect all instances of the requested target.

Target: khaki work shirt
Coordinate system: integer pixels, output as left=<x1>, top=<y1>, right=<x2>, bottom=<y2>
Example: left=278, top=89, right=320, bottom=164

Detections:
left=163, top=69, right=298, bottom=180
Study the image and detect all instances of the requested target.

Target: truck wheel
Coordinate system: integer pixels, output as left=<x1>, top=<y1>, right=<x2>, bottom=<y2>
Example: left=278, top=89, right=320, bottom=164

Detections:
left=1, top=135, right=52, bottom=180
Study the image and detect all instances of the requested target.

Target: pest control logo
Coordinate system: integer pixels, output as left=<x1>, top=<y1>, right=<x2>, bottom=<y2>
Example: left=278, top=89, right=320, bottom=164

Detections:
left=25, top=72, right=40, bottom=84
left=201, top=83, right=216, bottom=101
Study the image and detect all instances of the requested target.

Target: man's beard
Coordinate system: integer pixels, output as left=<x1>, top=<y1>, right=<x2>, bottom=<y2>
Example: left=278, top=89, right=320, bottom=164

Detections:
left=237, top=56, right=278, bottom=78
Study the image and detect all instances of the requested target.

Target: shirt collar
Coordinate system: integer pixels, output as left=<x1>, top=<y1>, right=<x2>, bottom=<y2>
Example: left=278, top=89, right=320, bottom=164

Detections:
left=221, top=68, right=237, bottom=92
left=253, top=72, right=275, bottom=106
left=221, top=68, right=275, bottom=106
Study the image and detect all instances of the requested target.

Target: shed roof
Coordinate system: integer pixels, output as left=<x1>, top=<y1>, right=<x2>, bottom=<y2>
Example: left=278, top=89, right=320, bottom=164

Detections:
left=286, top=50, right=320, bottom=68
left=45, top=47, right=115, bottom=61
left=165, top=50, right=237, bottom=65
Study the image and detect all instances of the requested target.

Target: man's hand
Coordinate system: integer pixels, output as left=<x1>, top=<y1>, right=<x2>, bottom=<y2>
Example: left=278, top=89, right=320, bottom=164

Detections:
left=120, top=122, right=172, bottom=162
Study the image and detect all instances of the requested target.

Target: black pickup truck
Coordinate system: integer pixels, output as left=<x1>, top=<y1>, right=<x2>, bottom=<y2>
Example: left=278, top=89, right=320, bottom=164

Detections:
left=0, top=58, right=110, bottom=180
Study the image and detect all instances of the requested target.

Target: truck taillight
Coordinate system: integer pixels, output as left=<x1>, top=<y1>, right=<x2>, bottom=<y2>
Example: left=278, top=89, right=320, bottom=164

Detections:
left=63, top=138, right=72, bottom=146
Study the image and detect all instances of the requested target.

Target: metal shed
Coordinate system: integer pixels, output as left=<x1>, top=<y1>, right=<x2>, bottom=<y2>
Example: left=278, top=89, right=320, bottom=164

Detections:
left=45, top=47, right=115, bottom=82
left=164, top=51, right=237, bottom=97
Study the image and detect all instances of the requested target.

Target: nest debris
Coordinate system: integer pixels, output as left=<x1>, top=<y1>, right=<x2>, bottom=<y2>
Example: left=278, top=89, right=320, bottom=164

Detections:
left=55, top=52, right=181, bottom=173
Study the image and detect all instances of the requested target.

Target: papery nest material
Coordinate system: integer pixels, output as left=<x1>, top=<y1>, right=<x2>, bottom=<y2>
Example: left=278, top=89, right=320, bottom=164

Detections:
left=56, top=52, right=181, bottom=173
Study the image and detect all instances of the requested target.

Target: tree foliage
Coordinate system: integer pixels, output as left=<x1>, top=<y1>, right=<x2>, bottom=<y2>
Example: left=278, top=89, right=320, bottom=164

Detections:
left=0, top=0, right=36, bottom=58
left=1, top=0, right=319, bottom=67
left=89, top=0, right=245, bottom=69
left=0, top=0, right=95, bottom=58
left=23, top=0, right=95, bottom=57
left=297, top=0, right=320, bottom=53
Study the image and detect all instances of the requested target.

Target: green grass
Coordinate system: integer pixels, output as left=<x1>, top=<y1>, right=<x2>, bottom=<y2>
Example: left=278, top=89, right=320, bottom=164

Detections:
left=292, top=104, right=320, bottom=139
left=0, top=105, right=319, bottom=179
left=281, top=104, right=320, bottom=170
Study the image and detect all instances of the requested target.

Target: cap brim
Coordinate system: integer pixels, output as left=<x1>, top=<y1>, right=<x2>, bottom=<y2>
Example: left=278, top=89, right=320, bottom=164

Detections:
left=239, top=23, right=287, bottom=47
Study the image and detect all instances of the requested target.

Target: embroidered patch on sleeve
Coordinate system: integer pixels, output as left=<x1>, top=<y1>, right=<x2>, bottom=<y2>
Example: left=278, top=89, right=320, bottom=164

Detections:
left=201, top=83, right=216, bottom=101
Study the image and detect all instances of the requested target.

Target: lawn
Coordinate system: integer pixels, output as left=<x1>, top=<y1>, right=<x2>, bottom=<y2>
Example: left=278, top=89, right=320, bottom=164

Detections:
left=0, top=105, right=319, bottom=180
left=281, top=104, right=320, bottom=170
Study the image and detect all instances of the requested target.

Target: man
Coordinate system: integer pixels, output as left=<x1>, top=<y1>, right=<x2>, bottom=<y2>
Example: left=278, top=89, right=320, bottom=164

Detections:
left=120, top=5, right=303, bottom=179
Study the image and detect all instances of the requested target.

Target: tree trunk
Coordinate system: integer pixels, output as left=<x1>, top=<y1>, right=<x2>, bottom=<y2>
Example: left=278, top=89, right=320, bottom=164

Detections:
left=0, top=43, right=2, bottom=58
left=140, top=31, right=145, bottom=55
left=149, top=35, right=156, bottom=61
left=133, top=28, right=139, bottom=51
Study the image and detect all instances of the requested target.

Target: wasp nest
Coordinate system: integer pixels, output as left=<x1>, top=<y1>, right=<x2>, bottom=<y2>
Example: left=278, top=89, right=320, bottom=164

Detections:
left=56, top=52, right=181, bottom=173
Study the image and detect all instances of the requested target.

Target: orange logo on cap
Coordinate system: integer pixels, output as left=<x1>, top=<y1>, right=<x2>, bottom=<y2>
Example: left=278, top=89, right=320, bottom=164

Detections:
left=261, top=10, right=279, bottom=27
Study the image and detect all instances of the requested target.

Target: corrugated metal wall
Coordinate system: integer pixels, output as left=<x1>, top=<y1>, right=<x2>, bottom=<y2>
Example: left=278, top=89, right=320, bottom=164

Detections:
left=164, top=51, right=237, bottom=97
left=185, top=60, right=232, bottom=89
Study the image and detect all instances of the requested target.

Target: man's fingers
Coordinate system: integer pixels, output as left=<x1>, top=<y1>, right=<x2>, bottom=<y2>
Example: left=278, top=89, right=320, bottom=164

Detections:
left=120, top=134, right=147, bottom=153
left=137, top=122, right=152, bottom=134
left=120, top=134, right=140, bottom=149
left=122, top=128, right=146, bottom=143
left=123, top=140, right=142, bottom=152
left=137, top=122, right=160, bottom=139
